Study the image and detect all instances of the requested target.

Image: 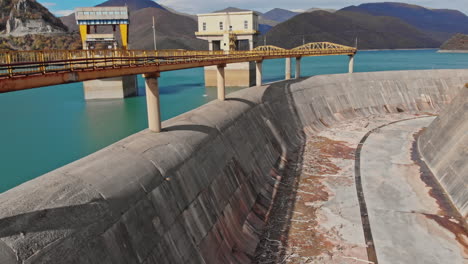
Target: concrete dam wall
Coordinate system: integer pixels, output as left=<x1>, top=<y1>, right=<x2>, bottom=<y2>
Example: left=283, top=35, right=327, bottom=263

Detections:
left=418, top=85, right=468, bottom=217
left=0, top=69, right=467, bottom=263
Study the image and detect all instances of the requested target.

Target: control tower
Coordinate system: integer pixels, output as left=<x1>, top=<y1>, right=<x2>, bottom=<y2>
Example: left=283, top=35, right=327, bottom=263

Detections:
left=75, top=7, right=130, bottom=50
left=75, top=6, right=137, bottom=100
left=196, top=11, right=259, bottom=87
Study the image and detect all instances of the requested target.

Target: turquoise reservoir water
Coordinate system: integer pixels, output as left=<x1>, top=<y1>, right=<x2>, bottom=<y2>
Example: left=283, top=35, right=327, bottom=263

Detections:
left=1, top=49, right=467, bottom=193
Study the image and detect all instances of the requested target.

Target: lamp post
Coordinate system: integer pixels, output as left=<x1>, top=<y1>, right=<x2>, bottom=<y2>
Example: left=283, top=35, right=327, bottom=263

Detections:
left=152, top=16, right=157, bottom=50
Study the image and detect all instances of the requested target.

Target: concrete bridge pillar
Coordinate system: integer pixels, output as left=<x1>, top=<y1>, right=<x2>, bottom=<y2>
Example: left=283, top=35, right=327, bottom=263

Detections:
left=256, top=60, right=263, bottom=87
left=144, top=72, right=162, bottom=132
left=295, top=57, right=302, bottom=79
left=217, top=64, right=226, bottom=101
left=349, top=55, right=355, bottom=73
left=285, top=57, right=292, bottom=80
left=83, top=75, right=137, bottom=100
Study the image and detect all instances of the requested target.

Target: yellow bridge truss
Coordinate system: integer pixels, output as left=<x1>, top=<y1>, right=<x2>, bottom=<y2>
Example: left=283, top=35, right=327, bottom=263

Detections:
left=293, top=42, right=354, bottom=51
left=253, top=45, right=285, bottom=51
left=0, top=42, right=356, bottom=93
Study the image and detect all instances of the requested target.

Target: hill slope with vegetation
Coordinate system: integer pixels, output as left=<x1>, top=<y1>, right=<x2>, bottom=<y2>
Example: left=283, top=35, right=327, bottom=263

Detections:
left=439, top=34, right=468, bottom=51
left=264, top=10, right=440, bottom=49
left=341, top=2, right=468, bottom=42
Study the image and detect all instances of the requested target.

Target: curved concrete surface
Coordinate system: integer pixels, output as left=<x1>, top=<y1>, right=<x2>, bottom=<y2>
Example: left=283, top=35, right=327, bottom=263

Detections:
left=362, top=117, right=466, bottom=263
left=419, top=86, right=468, bottom=217
left=0, top=70, right=467, bottom=263
left=253, top=115, right=467, bottom=263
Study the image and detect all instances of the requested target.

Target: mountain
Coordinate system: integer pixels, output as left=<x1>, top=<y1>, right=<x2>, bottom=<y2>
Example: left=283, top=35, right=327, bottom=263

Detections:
left=212, top=7, right=278, bottom=34
left=96, top=0, right=165, bottom=11
left=258, top=24, right=272, bottom=35
left=264, top=10, right=440, bottom=49
left=214, top=7, right=249, bottom=13
left=160, top=4, right=196, bottom=21
left=306, top=8, right=336, bottom=13
left=341, top=2, right=468, bottom=42
left=129, top=7, right=205, bottom=50
left=0, top=0, right=68, bottom=35
left=262, top=8, right=299, bottom=22
left=440, top=34, right=468, bottom=51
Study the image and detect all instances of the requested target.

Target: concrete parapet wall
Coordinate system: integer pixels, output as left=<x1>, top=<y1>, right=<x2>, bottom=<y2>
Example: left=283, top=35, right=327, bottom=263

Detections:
left=1, top=69, right=467, bottom=263
left=418, top=85, right=468, bottom=217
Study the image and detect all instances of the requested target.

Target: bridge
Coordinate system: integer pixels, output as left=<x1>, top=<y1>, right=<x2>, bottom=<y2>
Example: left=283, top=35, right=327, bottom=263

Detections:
left=0, top=42, right=357, bottom=132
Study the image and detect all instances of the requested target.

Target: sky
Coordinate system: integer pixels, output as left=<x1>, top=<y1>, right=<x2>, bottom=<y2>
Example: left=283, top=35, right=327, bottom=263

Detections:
left=38, top=0, right=468, bottom=17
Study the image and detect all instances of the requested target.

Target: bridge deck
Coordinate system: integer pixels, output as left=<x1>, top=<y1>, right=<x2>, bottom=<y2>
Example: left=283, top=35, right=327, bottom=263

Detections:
left=0, top=42, right=356, bottom=93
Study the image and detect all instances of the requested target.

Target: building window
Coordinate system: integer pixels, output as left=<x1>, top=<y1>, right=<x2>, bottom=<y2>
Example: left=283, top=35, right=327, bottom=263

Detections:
left=244, top=20, right=248, bottom=29
left=203, top=22, right=206, bottom=31
left=229, top=25, right=233, bottom=31
left=219, top=22, right=223, bottom=30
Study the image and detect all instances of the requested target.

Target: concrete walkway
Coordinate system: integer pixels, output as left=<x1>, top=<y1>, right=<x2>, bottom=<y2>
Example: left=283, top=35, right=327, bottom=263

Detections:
left=255, top=114, right=467, bottom=263
left=361, top=117, right=467, bottom=264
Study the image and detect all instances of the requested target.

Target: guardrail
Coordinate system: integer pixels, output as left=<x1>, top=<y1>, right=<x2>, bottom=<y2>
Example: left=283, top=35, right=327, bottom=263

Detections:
left=0, top=42, right=356, bottom=79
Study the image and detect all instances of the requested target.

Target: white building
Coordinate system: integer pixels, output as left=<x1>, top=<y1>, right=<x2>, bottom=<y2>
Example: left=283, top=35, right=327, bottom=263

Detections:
left=196, top=11, right=259, bottom=51
left=196, top=11, right=260, bottom=87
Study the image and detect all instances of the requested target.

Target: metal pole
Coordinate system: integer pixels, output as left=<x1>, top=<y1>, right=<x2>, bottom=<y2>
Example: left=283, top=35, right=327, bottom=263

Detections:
left=152, top=16, right=157, bottom=50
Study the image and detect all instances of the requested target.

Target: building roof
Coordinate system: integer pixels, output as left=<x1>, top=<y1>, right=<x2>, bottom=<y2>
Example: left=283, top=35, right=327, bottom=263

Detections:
left=75, top=6, right=129, bottom=21
left=197, top=11, right=258, bottom=17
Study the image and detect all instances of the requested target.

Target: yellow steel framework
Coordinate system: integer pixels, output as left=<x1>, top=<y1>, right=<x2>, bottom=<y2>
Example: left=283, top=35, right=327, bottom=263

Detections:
left=0, top=42, right=356, bottom=93
left=253, top=45, right=285, bottom=51
left=292, top=42, right=354, bottom=51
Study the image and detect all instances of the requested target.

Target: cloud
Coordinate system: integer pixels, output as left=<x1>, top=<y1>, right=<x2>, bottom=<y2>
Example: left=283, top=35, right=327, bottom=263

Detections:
left=53, top=9, right=74, bottom=17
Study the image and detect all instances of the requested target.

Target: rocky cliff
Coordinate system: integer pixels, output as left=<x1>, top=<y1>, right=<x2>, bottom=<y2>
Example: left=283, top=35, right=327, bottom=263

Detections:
left=0, top=0, right=67, bottom=36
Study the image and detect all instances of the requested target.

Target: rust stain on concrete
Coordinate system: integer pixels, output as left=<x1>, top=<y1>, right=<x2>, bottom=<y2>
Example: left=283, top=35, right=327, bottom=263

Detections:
left=302, top=136, right=355, bottom=177
left=412, top=129, right=468, bottom=255
left=255, top=134, right=364, bottom=263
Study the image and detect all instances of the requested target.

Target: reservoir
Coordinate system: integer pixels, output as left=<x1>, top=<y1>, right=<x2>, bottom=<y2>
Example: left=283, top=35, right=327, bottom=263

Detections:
left=1, top=49, right=467, bottom=193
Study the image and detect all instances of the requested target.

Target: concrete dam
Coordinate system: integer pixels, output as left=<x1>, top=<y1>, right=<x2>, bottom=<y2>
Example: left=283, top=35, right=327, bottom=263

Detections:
left=0, top=69, right=467, bottom=263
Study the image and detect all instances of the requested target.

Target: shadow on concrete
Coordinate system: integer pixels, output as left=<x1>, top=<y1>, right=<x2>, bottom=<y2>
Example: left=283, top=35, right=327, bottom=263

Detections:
left=163, top=124, right=219, bottom=135
left=225, top=97, right=256, bottom=107
left=0, top=198, right=109, bottom=239
left=253, top=78, right=307, bottom=263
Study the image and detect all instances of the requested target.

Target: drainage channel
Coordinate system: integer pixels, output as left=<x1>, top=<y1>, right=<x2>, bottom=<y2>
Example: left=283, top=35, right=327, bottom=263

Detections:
left=354, top=116, right=431, bottom=264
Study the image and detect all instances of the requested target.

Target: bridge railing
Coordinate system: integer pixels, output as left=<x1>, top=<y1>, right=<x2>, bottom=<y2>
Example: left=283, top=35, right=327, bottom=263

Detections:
left=0, top=49, right=231, bottom=77
left=0, top=44, right=356, bottom=78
